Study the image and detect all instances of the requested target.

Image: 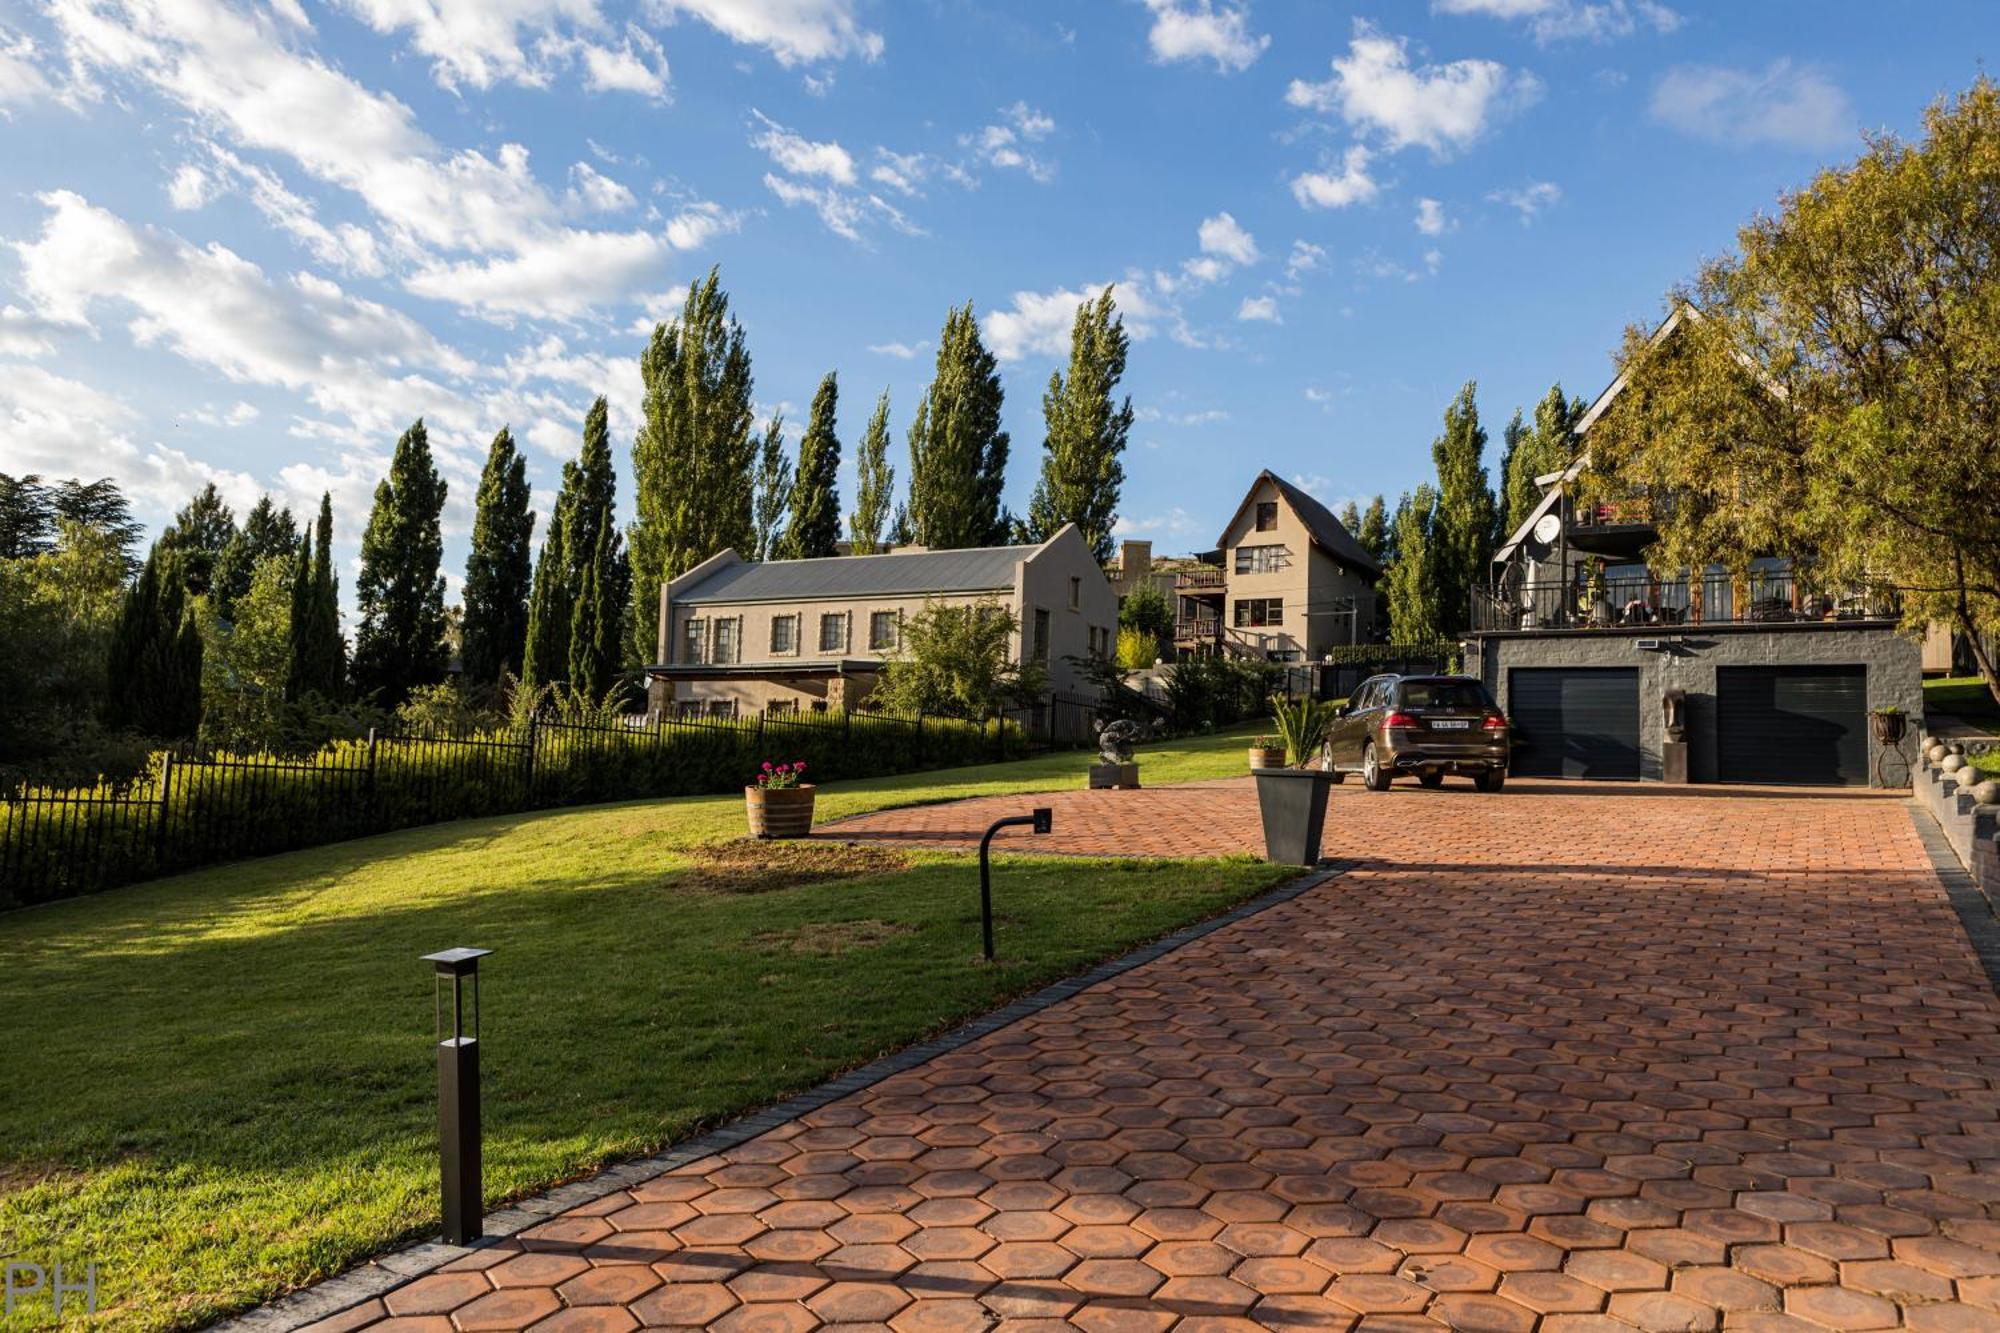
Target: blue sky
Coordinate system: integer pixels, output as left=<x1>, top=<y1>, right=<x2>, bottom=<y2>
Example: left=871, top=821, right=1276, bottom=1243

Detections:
left=0, top=0, right=1991, bottom=602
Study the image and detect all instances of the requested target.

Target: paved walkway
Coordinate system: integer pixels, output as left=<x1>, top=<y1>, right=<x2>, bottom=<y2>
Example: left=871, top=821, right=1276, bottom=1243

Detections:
left=312, top=783, right=2000, bottom=1332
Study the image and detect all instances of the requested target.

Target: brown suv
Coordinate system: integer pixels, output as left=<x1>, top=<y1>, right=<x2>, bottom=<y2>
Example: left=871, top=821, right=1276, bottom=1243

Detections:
left=1324, top=674, right=1510, bottom=792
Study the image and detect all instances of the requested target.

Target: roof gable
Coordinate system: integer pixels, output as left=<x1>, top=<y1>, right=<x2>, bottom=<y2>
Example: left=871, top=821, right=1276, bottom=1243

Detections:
left=1216, top=470, right=1383, bottom=576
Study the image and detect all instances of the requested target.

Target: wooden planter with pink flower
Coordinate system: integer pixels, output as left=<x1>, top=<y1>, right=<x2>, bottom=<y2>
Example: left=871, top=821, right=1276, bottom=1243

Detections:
left=746, top=760, right=816, bottom=839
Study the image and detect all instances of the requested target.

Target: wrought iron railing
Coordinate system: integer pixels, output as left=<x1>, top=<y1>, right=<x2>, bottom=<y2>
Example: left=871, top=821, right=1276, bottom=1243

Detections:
left=1471, top=568, right=1898, bottom=633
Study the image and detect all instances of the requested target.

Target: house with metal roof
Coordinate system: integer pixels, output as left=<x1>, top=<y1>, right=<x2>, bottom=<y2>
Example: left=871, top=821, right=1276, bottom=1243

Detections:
left=644, top=523, right=1118, bottom=717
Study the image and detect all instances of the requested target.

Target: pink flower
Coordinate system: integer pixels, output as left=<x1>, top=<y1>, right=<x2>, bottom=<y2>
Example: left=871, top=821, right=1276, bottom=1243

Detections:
left=761, top=761, right=773, bottom=771
left=795, top=761, right=807, bottom=771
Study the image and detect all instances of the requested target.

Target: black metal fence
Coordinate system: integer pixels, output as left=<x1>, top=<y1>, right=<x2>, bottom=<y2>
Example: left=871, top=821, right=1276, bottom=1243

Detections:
left=0, top=706, right=1016, bottom=910
left=1473, top=567, right=1900, bottom=634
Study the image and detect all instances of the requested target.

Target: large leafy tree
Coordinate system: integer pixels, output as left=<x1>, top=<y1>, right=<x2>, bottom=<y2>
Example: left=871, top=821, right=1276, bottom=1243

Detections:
left=0, top=519, right=130, bottom=765
left=848, top=390, right=895, bottom=555
left=160, top=482, right=238, bottom=597
left=1026, top=287, right=1133, bottom=561
left=907, top=302, right=1010, bottom=549
left=103, top=542, right=204, bottom=739
left=460, top=427, right=535, bottom=685
left=1, top=475, right=143, bottom=571
left=213, top=495, right=298, bottom=621
left=1587, top=78, right=2000, bottom=702
left=1384, top=485, right=1444, bottom=643
left=1428, top=383, right=1497, bottom=636
left=780, top=373, right=842, bottom=560
left=751, top=416, right=792, bottom=561
left=286, top=494, right=344, bottom=704
left=629, top=267, right=757, bottom=661
left=199, top=551, right=295, bottom=749
left=351, top=420, right=449, bottom=706
left=870, top=598, right=1047, bottom=719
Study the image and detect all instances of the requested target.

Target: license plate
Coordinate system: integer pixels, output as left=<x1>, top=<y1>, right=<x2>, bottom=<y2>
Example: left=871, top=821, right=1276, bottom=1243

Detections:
left=1432, top=720, right=1471, bottom=730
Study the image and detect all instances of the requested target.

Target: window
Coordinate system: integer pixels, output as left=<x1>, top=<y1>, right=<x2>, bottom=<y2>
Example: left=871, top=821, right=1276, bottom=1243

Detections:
left=1032, top=607, right=1051, bottom=663
left=712, top=617, right=738, bottom=665
left=869, top=610, right=899, bottom=651
left=770, top=614, right=798, bottom=655
left=765, top=698, right=798, bottom=716
left=819, top=612, right=848, bottom=653
left=1068, top=576, right=1082, bottom=609
left=1398, top=679, right=1495, bottom=710
left=1234, top=598, right=1283, bottom=628
left=1234, top=544, right=1288, bottom=575
left=682, top=618, right=706, bottom=664
left=1255, top=501, right=1279, bottom=532
left=706, top=699, right=736, bottom=718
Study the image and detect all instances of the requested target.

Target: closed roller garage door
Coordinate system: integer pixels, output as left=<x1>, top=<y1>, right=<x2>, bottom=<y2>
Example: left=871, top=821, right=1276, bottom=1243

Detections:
left=1716, top=665, right=1866, bottom=786
left=1508, top=667, right=1641, bottom=780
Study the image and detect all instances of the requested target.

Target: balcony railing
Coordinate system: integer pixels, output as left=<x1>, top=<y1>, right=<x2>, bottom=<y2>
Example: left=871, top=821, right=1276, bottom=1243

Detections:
left=1176, top=566, right=1227, bottom=592
left=1471, top=568, right=1898, bottom=633
left=1174, top=616, right=1222, bottom=645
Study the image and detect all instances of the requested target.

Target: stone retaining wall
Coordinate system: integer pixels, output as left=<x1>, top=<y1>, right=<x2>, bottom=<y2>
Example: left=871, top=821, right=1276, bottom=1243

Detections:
left=1917, top=728, right=2000, bottom=908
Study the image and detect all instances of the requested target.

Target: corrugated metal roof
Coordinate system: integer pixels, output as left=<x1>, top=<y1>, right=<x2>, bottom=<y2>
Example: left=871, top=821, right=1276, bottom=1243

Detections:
left=677, top=544, right=1032, bottom=605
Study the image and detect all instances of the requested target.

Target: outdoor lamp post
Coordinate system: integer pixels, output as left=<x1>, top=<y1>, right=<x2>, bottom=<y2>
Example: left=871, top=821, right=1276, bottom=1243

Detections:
left=977, top=808, right=1052, bottom=962
left=422, top=946, right=492, bottom=1245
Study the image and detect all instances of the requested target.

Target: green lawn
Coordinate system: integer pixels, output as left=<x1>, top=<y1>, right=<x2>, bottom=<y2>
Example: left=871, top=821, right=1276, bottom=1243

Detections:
left=0, top=726, right=1277, bottom=1331
left=1926, top=675, right=2000, bottom=729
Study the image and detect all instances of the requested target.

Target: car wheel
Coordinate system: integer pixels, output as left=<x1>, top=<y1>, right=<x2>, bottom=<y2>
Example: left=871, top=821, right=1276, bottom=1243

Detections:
left=1362, top=742, right=1392, bottom=792
left=1417, top=772, right=1444, bottom=789
left=1474, top=769, right=1506, bottom=793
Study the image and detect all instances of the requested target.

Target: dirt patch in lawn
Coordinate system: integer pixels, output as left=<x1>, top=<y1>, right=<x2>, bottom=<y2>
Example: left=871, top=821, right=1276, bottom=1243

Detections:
left=683, top=839, right=909, bottom=895
left=750, top=919, right=919, bottom=956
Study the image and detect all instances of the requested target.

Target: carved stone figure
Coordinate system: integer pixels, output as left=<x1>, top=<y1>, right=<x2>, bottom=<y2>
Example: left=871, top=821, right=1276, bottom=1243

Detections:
left=1661, top=688, right=1687, bottom=744
left=1095, top=718, right=1143, bottom=765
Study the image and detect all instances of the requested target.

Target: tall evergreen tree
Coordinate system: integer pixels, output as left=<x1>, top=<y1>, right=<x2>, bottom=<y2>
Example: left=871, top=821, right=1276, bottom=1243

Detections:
left=1357, top=495, right=1389, bottom=565
left=1384, top=486, right=1444, bottom=643
left=214, top=496, right=298, bottom=620
left=351, top=420, right=449, bottom=706
left=907, top=302, right=1010, bottom=549
left=0, top=473, right=52, bottom=558
left=522, top=486, right=570, bottom=690
left=629, top=267, right=758, bottom=661
left=1499, top=384, right=1585, bottom=538
left=887, top=502, right=913, bottom=548
left=160, top=482, right=238, bottom=596
left=525, top=400, right=629, bottom=692
left=751, top=417, right=792, bottom=561
left=1025, top=287, right=1133, bottom=561
left=567, top=523, right=624, bottom=696
left=286, top=494, right=344, bottom=702
left=460, top=427, right=535, bottom=685
left=1338, top=500, right=1362, bottom=535
left=1429, top=382, right=1498, bottom=637
left=848, top=390, right=895, bottom=555
left=104, top=542, right=204, bottom=738
left=780, top=373, right=843, bottom=560
left=51, top=479, right=143, bottom=571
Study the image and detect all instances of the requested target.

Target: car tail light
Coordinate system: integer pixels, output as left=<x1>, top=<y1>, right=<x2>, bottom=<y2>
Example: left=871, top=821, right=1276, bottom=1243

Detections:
left=1384, top=711, right=1417, bottom=729
left=1483, top=713, right=1508, bottom=729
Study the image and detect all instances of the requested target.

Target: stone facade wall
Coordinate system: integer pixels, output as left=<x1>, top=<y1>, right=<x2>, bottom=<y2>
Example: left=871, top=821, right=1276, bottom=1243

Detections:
left=1464, top=622, right=1922, bottom=787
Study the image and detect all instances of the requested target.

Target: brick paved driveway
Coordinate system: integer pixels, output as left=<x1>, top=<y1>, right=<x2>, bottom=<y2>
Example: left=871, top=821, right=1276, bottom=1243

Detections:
left=315, top=783, right=2000, bottom=1332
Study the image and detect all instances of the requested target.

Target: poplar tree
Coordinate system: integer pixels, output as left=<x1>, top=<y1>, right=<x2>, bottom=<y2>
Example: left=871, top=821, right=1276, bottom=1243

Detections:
left=848, top=390, right=895, bottom=555
left=907, top=302, right=1009, bottom=549
left=1026, top=287, right=1132, bottom=561
left=286, top=494, right=344, bottom=703
left=1357, top=495, right=1388, bottom=564
left=1338, top=500, right=1362, bottom=534
left=751, top=417, right=791, bottom=561
left=461, top=427, right=535, bottom=685
left=780, top=373, right=842, bottom=559
left=629, top=267, right=757, bottom=661
left=522, top=490, right=570, bottom=690
left=104, top=543, right=204, bottom=738
left=1501, top=385, right=1585, bottom=537
left=1384, top=486, right=1444, bottom=643
left=1429, top=382, right=1497, bottom=637
left=350, top=419, right=449, bottom=706
left=526, top=399, right=628, bottom=693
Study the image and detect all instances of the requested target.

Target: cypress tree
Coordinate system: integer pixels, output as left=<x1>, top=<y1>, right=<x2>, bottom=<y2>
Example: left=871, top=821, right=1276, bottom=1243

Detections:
left=567, top=523, right=622, bottom=696
left=847, top=391, right=895, bottom=555
left=523, top=487, right=570, bottom=690
left=629, top=267, right=757, bottom=661
left=1357, top=495, right=1388, bottom=564
left=286, top=493, right=344, bottom=703
left=528, top=399, right=629, bottom=692
left=1384, top=486, right=1444, bottom=643
left=104, top=543, right=204, bottom=738
left=214, top=495, right=298, bottom=620
left=350, top=420, right=449, bottom=706
left=779, top=373, right=842, bottom=560
left=1429, top=382, right=1497, bottom=637
left=160, top=482, right=238, bottom=597
left=461, top=427, right=535, bottom=685
left=1026, top=287, right=1132, bottom=561
left=752, top=417, right=791, bottom=561
left=907, top=302, right=1010, bottom=549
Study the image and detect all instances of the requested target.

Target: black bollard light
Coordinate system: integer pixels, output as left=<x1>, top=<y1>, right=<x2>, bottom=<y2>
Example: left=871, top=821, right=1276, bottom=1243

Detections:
left=977, top=808, right=1052, bottom=962
left=422, top=946, right=492, bottom=1245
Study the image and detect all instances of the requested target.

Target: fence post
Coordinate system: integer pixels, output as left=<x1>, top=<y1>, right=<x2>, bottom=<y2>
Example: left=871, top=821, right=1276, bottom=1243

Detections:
left=366, top=727, right=380, bottom=822
left=154, top=753, right=174, bottom=867
left=521, top=714, right=539, bottom=809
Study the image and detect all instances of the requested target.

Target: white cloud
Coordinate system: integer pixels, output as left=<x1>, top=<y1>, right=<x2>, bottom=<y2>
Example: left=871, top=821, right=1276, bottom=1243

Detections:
left=1236, top=295, right=1280, bottom=323
left=1649, top=60, right=1855, bottom=150
left=1433, top=0, right=1680, bottom=43
left=1287, top=21, right=1542, bottom=156
left=403, top=228, right=677, bottom=319
left=1141, top=0, right=1268, bottom=73
left=0, top=27, right=54, bottom=108
left=867, top=341, right=923, bottom=359
left=762, top=173, right=920, bottom=244
left=187, top=145, right=388, bottom=277
left=661, top=201, right=737, bottom=250
left=1134, top=405, right=1228, bottom=426
left=649, top=0, right=882, bottom=66
left=1004, top=100, right=1055, bottom=140
left=1113, top=507, right=1205, bottom=538
left=961, top=106, right=1058, bottom=184
left=1414, top=197, right=1448, bottom=235
left=167, top=163, right=214, bottom=210
left=1290, top=145, right=1379, bottom=210
left=1487, top=180, right=1562, bottom=221
left=985, top=282, right=1165, bottom=361
left=0, top=305, right=63, bottom=358
left=562, top=26, right=672, bottom=97
left=1197, top=212, right=1259, bottom=266
left=749, top=109, right=856, bottom=183
left=568, top=161, right=636, bottom=212
left=1285, top=240, right=1328, bottom=279
left=869, top=149, right=930, bottom=196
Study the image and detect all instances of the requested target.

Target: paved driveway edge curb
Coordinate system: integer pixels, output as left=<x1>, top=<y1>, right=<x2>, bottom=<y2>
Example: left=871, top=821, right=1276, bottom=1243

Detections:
left=1910, top=800, right=2000, bottom=993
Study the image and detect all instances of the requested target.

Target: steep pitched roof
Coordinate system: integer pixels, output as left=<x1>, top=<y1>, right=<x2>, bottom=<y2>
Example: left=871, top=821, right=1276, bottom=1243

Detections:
left=1217, top=470, right=1383, bottom=576
left=674, top=543, right=1030, bottom=605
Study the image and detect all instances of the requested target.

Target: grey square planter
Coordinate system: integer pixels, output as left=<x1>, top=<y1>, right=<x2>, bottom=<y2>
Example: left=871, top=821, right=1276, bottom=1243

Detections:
left=1253, top=768, right=1335, bottom=865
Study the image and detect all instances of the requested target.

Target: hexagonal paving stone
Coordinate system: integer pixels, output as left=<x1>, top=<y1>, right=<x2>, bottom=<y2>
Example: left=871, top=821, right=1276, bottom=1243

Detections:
left=450, top=1288, right=562, bottom=1332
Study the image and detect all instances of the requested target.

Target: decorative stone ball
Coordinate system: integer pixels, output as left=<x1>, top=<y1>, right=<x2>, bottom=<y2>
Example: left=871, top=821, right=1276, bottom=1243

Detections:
left=1949, top=741, right=1967, bottom=755
left=1927, top=742, right=1951, bottom=764
left=1973, top=779, right=2000, bottom=806
left=1940, top=753, right=1966, bottom=775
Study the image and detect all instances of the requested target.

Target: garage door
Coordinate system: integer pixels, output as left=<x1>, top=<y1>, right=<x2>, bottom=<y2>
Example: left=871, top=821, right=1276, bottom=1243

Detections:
left=1508, top=667, right=1641, bottom=780
left=1716, top=665, right=1866, bottom=786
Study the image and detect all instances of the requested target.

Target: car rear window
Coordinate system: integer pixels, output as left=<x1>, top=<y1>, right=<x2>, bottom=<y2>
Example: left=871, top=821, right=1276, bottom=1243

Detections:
left=1396, top=679, right=1493, bottom=710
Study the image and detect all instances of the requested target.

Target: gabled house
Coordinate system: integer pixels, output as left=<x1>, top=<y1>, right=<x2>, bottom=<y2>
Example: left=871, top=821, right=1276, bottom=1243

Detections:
left=1465, top=306, right=1921, bottom=787
left=1175, top=471, right=1382, bottom=661
left=643, top=524, right=1117, bottom=717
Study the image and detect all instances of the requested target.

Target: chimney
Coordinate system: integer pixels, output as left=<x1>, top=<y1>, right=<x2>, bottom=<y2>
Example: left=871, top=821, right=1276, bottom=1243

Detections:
left=1119, top=539, right=1152, bottom=576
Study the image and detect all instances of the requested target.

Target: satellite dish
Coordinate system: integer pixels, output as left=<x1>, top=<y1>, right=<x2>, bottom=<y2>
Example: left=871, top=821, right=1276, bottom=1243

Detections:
left=1532, top=513, right=1563, bottom=545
